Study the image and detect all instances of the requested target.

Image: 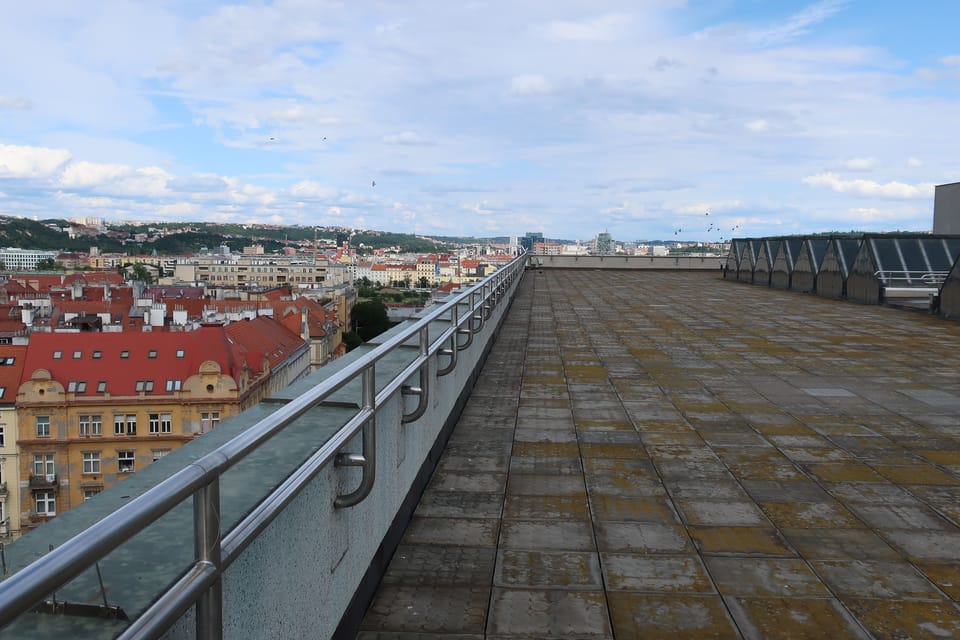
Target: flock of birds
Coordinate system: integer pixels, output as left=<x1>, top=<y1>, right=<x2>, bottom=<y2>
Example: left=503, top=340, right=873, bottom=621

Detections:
left=266, top=135, right=747, bottom=238
left=673, top=212, right=742, bottom=241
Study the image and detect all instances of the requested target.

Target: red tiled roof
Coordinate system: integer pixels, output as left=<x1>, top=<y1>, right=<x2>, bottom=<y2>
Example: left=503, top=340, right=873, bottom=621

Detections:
left=0, top=345, right=27, bottom=404
left=225, top=316, right=306, bottom=372
left=20, top=326, right=259, bottom=397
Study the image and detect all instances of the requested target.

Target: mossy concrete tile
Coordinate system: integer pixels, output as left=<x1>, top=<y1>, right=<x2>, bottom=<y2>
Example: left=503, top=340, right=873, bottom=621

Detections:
left=676, top=499, right=770, bottom=527
left=781, top=528, right=901, bottom=561
left=402, top=516, right=500, bottom=548
left=585, top=472, right=667, bottom=497
left=382, top=545, right=496, bottom=587
left=361, top=585, right=490, bottom=633
left=847, top=502, right=955, bottom=531
left=758, top=501, right=862, bottom=529
left=499, top=519, right=595, bottom=551
left=486, top=589, right=612, bottom=637
left=607, top=593, right=741, bottom=639
left=689, top=526, right=794, bottom=557
left=436, top=454, right=511, bottom=474
left=506, top=474, right=586, bottom=497
left=601, top=554, right=715, bottom=593
left=573, top=418, right=635, bottom=431
left=577, top=429, right=644, bottom=445
left=658, top=460, right=735, bottom=481
left=503, top=494, right=591, bottom=520
left=427, top=471, right=508, bottom=493
left=880, top=530, right=960, bottom=561
left=713, top=447, right=790, bottom=465
left=725, top=462, right=806, bottom=481
left=579, top=442, right=649, bottom=459
left=638, top=430, right=704, bottom=445
left=513, top=427, right=579, bottom=445
left=494, top=549, right=602, bottom=589
left=843, top=598, right=960, bottom=640
left=646, top=445, right=722, bottom=461
left=509, top=456, right=582, bottom=475
left=802, top=463, right=887, bottom=483
left=740, top=480, right=831, bottom=503
left=512, top=441, right=580, bottom=458
left=918, top=450, right=960, bottom=466
left=915, top=563, right=960, bottom=600
left=590, top=495, right=680, bottom=523
left=582, top=457, right=658, bottom=476
left=872, top=464, right=960, bottom=485
left=595, top=522, right=693, bottom=554
left=665, top=479, right=750, bottom=500
left=704, top=557, right=830, bottom=597
left=810, top=560, right=942, bottom=600
left=824, top=481, right=917, bottom=505
left=415, top=492, right=504, bottom=518
left=724, top=596, right=870, bottom=640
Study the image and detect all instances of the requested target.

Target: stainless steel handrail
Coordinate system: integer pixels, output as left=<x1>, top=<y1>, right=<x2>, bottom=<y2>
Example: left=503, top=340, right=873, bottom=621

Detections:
left=874, top=270, right=948, bottom=285
left=0, top=251, right=527, bottom=639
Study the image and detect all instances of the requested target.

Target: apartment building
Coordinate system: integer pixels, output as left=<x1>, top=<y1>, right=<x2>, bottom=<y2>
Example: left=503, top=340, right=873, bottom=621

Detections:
left=0, top=346, right=26, bottom=539
left=15, top=323, right=303, bottom=531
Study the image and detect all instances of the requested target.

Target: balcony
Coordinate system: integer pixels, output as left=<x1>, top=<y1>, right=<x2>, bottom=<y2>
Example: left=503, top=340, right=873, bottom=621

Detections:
left=0, top=482, right=6, bottom=495
left=2, top=258, right=960, bottom=639
left=27, top=475, right=57, bottom=489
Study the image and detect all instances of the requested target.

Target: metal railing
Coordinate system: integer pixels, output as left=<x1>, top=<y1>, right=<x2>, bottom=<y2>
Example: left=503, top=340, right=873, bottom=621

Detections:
left=875, top=270, right=948, bottom=285
left=0, top=252, right=527, bottom=639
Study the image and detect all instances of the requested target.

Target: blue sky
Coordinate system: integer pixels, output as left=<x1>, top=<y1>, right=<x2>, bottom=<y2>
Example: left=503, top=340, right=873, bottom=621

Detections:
left=1, top=0, right=959, bottom=242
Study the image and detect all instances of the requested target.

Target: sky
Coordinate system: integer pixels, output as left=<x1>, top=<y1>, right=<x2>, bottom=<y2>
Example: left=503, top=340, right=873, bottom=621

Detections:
left=1, top=0, right=960, bottom=243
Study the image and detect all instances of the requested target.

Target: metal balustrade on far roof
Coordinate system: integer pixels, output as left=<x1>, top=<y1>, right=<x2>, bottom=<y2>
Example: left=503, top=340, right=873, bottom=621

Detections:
left=723, top=233, right=960, bottom=317
left=0, top=252, right=527, bottom=640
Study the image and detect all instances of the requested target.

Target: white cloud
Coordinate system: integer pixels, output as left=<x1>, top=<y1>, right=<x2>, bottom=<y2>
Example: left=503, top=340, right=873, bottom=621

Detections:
left=842, top=157, right=877, bottom=170
left=940, top=55, right=960, bottom=67
left=907, top=157, right=924, bottom=168
left=509, top=74, right=552, bottom=96
left=543, top=14, right=632, bottom=42
left=745, top=119, right=771, bottom=133
left=802, top=173, right=935, bottom=199
left=382, top=131, right=434, bottom=146
left=751, top=0, right=849, bottom=46
left=0, top=143, right=71, bottom=179
left=0, top=95, right=32, bottom=110
left=289, top=180, right=340, bottom=200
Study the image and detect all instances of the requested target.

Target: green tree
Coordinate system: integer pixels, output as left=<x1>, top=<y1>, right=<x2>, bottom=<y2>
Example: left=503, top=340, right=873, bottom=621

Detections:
left=125, top=262, right=155, bottom=283
left=341, top=331, right=363, bottom=352
left=351, top=300, right=391, bottom=342
left=35, top=258, right=60, bottom=271
left=417, top=276, right=429, bottom=289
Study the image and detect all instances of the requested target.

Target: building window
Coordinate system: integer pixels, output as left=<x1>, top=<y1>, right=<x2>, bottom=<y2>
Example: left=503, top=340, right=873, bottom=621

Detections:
left=201, top=412, right=221, bottom=432
left=79, top=414, right=103, bottom=436
left=35, top=491, right=56, bottom=515
left=33, top=453, right=54, bottom=477
left=36, top=416, right=50, bottom=438
left=53, top=350, right=62, bottom=360
left=149, top=412, right=173, bottom=435
left=92, top=350, right=102, bottom=359
left=145, top=380, right=154, bottom=392
left=166, top=380, right=182, bottom=392
left=148, top=350, right=158, bottom=359
left=0, top=387, right=5, bottom=400
left=0, top=424, right=4, bottom=446
left=77, top=381, right=86, bottom=393
left=97, top=381, right=107, bottom=393
left=82, top=452, right=101, bottom=474
left=176, top=349, right=185, bottom=358
left=73, top=351, right=82, bottom=359
left=114, top=415, right=125, bottom=435
left=83, top=488, right=101, bottom=501
left=120, top=350, right=130, bottom=359
left=152, top=449, right=170, bottom=462
left=135, top=381, right=145, bottom=392
left=118, top=450, right=135, bottom=473
left=126, top=415, right=137, bottom=435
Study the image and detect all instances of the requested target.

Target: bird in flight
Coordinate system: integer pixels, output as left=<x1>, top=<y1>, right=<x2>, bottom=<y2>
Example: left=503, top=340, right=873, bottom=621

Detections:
left=372, top=180, right=376, bottom=187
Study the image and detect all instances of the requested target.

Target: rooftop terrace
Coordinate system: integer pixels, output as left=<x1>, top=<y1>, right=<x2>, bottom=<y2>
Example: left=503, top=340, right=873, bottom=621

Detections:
left=358, top=268, right=960, bottom=638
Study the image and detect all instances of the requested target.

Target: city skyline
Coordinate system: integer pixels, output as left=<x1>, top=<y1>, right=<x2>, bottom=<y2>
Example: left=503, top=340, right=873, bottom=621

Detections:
left=2, top=1, right=959, bottom=241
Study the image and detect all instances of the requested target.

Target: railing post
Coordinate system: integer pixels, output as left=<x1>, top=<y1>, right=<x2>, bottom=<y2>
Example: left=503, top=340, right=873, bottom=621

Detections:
left=194, top=479, right=222, bottom=640
left=402, top=326, right=430, bottom=423
left=335, top=366, right=377, bottom=508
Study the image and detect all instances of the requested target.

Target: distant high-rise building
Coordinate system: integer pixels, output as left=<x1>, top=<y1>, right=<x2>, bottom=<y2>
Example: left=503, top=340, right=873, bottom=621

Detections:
left=519, top=232, right=543, bottom=253
left=934, top=182, right=960, bottom=234
left=595, top=232, right=613, bottom=255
